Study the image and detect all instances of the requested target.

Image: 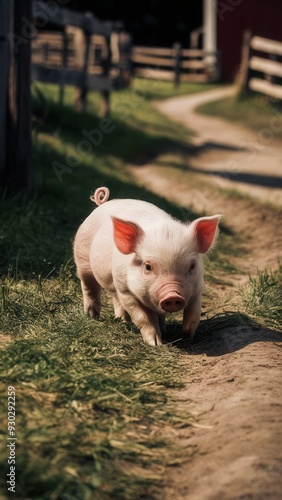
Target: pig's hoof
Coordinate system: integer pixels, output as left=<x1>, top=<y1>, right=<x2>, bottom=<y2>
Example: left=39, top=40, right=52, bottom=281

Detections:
left=115, top=310, right=131, bottom=323
left=143, top=334, right=162, bottom=347
left=182, top=316, right=200, bottom=340
left=182, top=322, right=198, bottom=339
left=85, top=306, right=100, bottom=319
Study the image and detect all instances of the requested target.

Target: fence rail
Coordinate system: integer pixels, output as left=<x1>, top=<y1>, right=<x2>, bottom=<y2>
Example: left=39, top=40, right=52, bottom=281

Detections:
left=131, top=45, right=220, bottom=84
left=238, top=32, right=282, bottom=100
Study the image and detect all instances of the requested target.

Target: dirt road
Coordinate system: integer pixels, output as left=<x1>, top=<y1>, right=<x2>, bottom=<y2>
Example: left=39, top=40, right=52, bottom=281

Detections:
left=129, top=89, right=282, bottom=499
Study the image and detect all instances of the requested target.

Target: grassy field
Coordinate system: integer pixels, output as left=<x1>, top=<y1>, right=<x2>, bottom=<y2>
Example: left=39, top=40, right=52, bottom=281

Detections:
left=0, top=80, right=281, bottom=499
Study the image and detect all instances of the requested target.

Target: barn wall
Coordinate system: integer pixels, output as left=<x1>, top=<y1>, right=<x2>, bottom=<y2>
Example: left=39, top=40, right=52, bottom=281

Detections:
left=217, top=0, right=282, bottom=81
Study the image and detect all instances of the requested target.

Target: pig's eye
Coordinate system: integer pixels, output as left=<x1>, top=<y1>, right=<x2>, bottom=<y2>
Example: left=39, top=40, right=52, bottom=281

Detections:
left=144, top=263, right=152, bottom=273
left=189, top=262, right=196, bottom=273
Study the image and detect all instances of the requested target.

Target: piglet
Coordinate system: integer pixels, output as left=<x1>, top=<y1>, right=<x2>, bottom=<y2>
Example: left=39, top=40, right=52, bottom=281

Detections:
left=74, top=187, right=221, bottom=346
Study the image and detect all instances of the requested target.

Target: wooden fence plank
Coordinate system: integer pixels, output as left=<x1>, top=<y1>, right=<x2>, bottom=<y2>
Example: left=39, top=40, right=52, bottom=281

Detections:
left=249, top=77, right=282, bottom=99
left=181, top=49, right=217, bottom=57
left=131, top=53, right=173, bottom=67
left=249, top=56, right=282, bottom=78
left=251, top=36, right=282, bottom=57
left=133, top=46, right=173, bottom=56
left=181, top=60, right=206, bottom=69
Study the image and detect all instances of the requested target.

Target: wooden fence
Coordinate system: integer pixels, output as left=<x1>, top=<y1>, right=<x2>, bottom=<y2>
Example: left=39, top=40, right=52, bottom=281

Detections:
left=131, top=44, right=220, bottom=84
left=32, top=1, right=132, bottom=113
left=0, top=0, right=132, bottom=197
left=238, top=32, right=282, bottom=100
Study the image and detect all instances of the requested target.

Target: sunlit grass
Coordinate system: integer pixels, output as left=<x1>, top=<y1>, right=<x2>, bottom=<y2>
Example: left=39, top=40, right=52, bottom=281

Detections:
left=239, top=266, right=282, bottom=331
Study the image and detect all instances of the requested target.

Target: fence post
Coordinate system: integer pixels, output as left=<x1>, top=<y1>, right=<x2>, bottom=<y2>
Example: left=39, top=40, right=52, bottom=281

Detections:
left=173, top=42, right=182, bottom=86
left=268, top=53, right=277, bottom=85
left=236, top=30, right=252, bottom=97
left=69, top=20, right=91, bottom=113
left=58, top=29, right=68, bottom=106
left=116, top=31, right=132, bottom=88
left=214, top=50, right=221, bottom=82
left=6, top=0, right=33, bottom=196
left=100, top=32, right=112, bottom=117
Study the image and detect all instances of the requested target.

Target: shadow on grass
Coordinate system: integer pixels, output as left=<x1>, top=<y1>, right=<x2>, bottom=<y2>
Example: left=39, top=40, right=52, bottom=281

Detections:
left=33, top=92, right=190, bottom=164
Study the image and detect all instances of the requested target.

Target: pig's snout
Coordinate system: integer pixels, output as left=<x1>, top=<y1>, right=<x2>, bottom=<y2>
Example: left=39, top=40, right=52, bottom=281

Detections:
left=159, top=284, right=186, bottom=313
left=160, top=294, right=185, bottom=313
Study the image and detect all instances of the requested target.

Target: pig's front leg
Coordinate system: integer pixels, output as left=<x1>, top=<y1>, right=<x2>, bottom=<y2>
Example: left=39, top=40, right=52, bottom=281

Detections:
left=118, top=292, right=162, bottom=347
left=158, top=314, right=166, bottom=335
left=182, top=293, right=202, bottom=339
left=112, top=293, right=131, bottom=322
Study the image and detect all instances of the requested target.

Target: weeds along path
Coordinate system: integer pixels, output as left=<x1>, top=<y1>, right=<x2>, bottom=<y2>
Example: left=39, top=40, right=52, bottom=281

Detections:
left=129, top=89, right=282, bottom=499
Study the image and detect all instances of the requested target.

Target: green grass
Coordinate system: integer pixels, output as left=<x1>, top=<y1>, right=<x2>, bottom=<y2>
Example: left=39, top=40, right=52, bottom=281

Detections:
left=197, top=92, right=282, bottom=140
left=129, top=78, right=220, bottom=100
left=239, top=266, right=282, bottom=331
left=0, top=274, right=190, bottom=499
left=1, top=80, right=281, bottom=499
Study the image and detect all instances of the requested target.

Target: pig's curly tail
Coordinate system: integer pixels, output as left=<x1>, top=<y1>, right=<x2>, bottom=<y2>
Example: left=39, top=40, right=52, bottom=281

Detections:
left=90, top=187, right=110, bottom=206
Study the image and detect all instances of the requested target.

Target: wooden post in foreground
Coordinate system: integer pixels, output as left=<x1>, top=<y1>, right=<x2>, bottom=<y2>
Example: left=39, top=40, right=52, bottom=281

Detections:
left=0, top=0, right=10, bottom=187
left=7, top=0, right=33, bottom=196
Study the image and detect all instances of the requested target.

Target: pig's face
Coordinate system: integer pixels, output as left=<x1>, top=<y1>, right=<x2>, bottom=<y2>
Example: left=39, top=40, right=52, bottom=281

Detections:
left=112, top=215, right=220, bottom=314
left=129, top=249, right=204, bottom=314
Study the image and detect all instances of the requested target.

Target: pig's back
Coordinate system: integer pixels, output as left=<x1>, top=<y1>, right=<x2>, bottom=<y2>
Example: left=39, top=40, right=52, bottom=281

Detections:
left=74, top=198, right=171, bottom=261
left=94, top=198, right=170, bottom=228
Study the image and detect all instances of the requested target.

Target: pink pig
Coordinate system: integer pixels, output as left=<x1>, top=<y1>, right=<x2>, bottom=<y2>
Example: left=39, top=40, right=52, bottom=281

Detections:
left=74, top=187, right=221, bottom=347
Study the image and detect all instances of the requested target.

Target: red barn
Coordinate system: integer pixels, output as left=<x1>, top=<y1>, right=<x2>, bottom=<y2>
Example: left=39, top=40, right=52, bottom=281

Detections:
left=202, top=0, right=282, bottom=81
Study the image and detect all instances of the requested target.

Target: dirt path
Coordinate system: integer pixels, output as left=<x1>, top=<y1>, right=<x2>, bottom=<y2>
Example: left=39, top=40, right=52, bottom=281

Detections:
left=154, top=87, right=282, bottom=207
left=129, top=89, right=282, bottom=499
left=165, top=326, right=282, bottom=500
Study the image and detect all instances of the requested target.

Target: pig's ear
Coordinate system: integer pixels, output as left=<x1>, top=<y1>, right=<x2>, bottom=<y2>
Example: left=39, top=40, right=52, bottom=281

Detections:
left=190, top=215, right=222, bottom=253
left=111, top=217, right=144, bottom=254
